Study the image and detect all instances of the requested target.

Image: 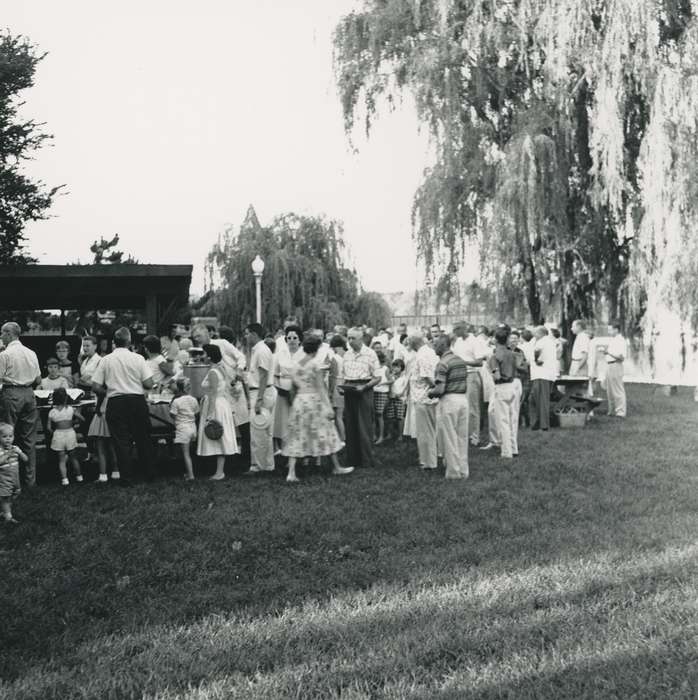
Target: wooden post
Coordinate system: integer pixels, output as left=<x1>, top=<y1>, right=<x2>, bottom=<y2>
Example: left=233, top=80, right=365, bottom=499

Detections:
left=145, top=294, right=157, bottom=335
left=60, top=309, right=66, bottom=337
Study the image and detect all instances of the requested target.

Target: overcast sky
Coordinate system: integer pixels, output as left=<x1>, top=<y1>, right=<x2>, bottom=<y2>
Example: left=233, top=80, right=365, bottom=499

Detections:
left=5, top=0, right=432, bottom=296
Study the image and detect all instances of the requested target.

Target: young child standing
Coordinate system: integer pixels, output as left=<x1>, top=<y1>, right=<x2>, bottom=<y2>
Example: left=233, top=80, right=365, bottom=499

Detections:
left=48, top=388, right=83, bottom=486
left=169, top=377, right=200, bottom=480
left=373, top=351, right=392, bottom=445
left=385, top=358, right=407, bottom=440
left=0, top=423, right=27, bottom=524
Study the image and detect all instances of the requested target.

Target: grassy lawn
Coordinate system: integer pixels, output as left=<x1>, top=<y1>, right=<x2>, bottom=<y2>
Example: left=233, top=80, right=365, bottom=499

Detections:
left=1, top=384, right=698, bottom=699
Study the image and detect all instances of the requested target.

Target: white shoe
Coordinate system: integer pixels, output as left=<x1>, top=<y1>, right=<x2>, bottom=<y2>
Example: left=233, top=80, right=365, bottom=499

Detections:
left=96, top=474, right=108, bottom=483
left=332, top=466, right=354, bottom=476
left=76, top=475, right=83, bottom=483
left=479, top=442, right=495, bottom=451
left=61, top=477, right=69, bottom=486
left=110, top=471, right=121, bottom=480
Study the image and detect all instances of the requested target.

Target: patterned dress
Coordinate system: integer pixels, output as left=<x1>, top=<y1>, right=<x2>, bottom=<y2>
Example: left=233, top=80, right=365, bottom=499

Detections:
left=282, top=357, right=344, bottom=458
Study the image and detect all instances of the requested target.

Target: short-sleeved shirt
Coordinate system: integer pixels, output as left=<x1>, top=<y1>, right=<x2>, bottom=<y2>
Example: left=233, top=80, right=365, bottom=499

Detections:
left=410, top=344, right=439, bottom=405
left=79, top=353, right=102, bottom=383
left=374, top=365, right=391, bottom=393
left=41, top=376, right=70, bottom=391
left=606, top=335, right=627, bottom=362
left=170, top=395, right=200, bottom=425
left=343, top=344, right=379, bottom=381
left=571, top=331, right=591, bottom=361
left=146, top=355, right=169, bottom=386
left=488, top=346, right=517, bottom=382
left=248, top=340, right=274, bottom=389
left=0, top=340, right=40, bottom=386
left=434, top=350, right=468, bottom=395
left=91, top=347, right=153, bottom=398
left=530, top=335, right=558, bottom=382
left=48, top=405, right=74, bottom=425
left=452, top=335, right=489, bottom=371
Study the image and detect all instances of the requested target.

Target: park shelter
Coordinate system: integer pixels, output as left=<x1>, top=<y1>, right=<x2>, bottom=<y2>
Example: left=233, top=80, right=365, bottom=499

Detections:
left=0, top=264, right=193, bottom=334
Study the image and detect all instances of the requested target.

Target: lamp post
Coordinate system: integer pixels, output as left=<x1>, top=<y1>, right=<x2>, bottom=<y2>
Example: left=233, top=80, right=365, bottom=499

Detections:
left=251, top=255, right=265, bottom=323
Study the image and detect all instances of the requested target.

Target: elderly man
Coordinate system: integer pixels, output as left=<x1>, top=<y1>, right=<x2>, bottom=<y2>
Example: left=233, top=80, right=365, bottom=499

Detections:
left=529, top=325, right=557, bottom=431
left=0, top=322, right=41, bottom=487
left=569, top=319, right=591, bottom=376
left=91, top=326, right=154, bottom=485
left=409, top=333, right=439, bottom=470
left=342, top=327, right=380, bottom=469
left=428, top=335, right=469, bottom=478
left=243, top=322, right=277, bottom=473
left=452, top=323, right=490, bottom=446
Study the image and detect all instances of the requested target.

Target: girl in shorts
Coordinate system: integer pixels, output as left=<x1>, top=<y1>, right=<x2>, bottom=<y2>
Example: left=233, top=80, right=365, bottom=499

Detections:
left=48, top=387, right=83, bottom=486
left=169, top=377, right=200, bottom=480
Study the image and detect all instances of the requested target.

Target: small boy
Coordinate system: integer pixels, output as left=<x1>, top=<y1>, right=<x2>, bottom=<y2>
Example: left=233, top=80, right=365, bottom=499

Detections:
left=40, top=358, right=70, bottom=391
left=0, top=422, right=27, bottom=524
left=385, top=358, right=407, bottom=440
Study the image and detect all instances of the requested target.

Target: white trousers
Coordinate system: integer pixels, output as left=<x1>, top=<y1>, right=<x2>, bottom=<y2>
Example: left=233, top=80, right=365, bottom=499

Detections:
left=604, top=363, right=626, bottom=417
left=415, top=403, right=437, bottom=469
left=437, top=394, right=469, bottom=479
left=249, top=387, right=277, bottom=470
left=492, top=383, right=518, bottom=458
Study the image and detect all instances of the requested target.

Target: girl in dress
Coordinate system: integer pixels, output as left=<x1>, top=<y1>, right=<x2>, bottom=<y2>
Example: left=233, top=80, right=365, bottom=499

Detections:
left=283, top=335, right=354, bottom=483
left=329, top=334, right=348, bottom=441
left=196, top=344, right=239, bottom=480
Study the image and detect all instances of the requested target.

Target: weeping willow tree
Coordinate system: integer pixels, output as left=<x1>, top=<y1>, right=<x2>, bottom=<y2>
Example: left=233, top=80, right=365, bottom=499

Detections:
left=203, top=206, right=361, bottom=332
left=334, top=0, right=696, bottom=329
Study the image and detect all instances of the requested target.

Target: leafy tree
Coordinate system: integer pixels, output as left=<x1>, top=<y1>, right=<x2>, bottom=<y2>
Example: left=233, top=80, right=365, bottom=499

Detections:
left=203, top=206, right=361, bottom=331
left=352, top=291, right=393, bottom=331
left=0, top=32, right=62, bottom=264
left=334, top=0, right=695, bottom=330
left=89, top=234, right=139, bottom=264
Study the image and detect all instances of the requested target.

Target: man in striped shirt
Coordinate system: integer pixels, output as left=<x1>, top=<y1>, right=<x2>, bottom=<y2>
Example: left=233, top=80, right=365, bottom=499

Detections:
left=429, top=335, right=469, bottom=479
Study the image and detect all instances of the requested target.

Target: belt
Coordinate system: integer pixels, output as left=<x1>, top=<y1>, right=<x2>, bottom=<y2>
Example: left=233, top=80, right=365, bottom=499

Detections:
left=494, top=378, right=513, bottom=385
left=466, top=369, right=480, bottom=374
left=2, top=384, right=34, bottom=389
left=443, top=391, right=467, bottom=395
left=344, top=379, right=370, bottom=383
left=607, top=360, right=619, bottom=364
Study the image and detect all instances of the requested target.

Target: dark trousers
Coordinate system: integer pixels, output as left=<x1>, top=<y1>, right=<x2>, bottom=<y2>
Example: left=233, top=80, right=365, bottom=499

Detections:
left=520, top=378, right=531, bottom=427
left=0, top=386, right=37, bottom=487
left=237, top=422, right=251, bottom=469
left=529, top=379, right=552, bottom=430
left=344, top=388, right=375, bottom=468
left=106, top=395, right=154, bottom=480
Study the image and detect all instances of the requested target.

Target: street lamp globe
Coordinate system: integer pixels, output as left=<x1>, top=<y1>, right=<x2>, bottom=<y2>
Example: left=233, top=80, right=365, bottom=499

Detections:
left=251, top=255, right=265, bottom=276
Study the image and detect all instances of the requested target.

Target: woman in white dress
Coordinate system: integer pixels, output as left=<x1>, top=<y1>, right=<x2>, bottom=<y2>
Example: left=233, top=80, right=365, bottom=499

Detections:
left=273, top=324, right=304, bottom=452
left=282, top=335, right=354, bottom=483
left=196, top=344, right=239, bottom=480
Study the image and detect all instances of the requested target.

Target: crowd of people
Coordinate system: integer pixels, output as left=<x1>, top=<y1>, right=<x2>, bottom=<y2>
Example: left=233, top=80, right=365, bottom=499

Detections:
left=0, top=316, right=628, bottom=524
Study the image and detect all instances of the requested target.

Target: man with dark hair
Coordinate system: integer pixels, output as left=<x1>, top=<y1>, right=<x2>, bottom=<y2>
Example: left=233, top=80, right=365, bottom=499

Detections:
left=529, top=326, right=557, bottom=431
left=569, top=319, right=591, bottom=376
left=488, top=328, right=519, bottom=458
left=244, top=322, right=277, bottom=473
left=91, top=326, right=154, bottom=485
left=0, top=322, right=41, bottom=487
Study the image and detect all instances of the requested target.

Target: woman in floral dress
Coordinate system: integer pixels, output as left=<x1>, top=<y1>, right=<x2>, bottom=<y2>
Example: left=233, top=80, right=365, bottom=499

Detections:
left=283, top=334, right=354, bottom=483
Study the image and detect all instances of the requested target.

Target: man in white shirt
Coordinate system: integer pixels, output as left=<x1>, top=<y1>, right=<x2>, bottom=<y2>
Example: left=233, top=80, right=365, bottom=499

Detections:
left=529, top=326, right=557, bottom=431
left=569, top=320, right=591, bottom=376
left=604, top=322, right=627, bottom=417
left=91, top=326, right=154, bottom=485
left=0, top=322, right=41, bottom=487
left=452, top=323, right=490, bottom=446
left=409, top=334, right=439, bottom=469
left=243, top=322, right=277, bottom=473
left=342, top=327, right=380, bottom=468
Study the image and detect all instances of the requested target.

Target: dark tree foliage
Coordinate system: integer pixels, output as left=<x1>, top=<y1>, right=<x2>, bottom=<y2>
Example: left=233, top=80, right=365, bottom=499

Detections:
left=0, top=32, right=62, bottom=264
